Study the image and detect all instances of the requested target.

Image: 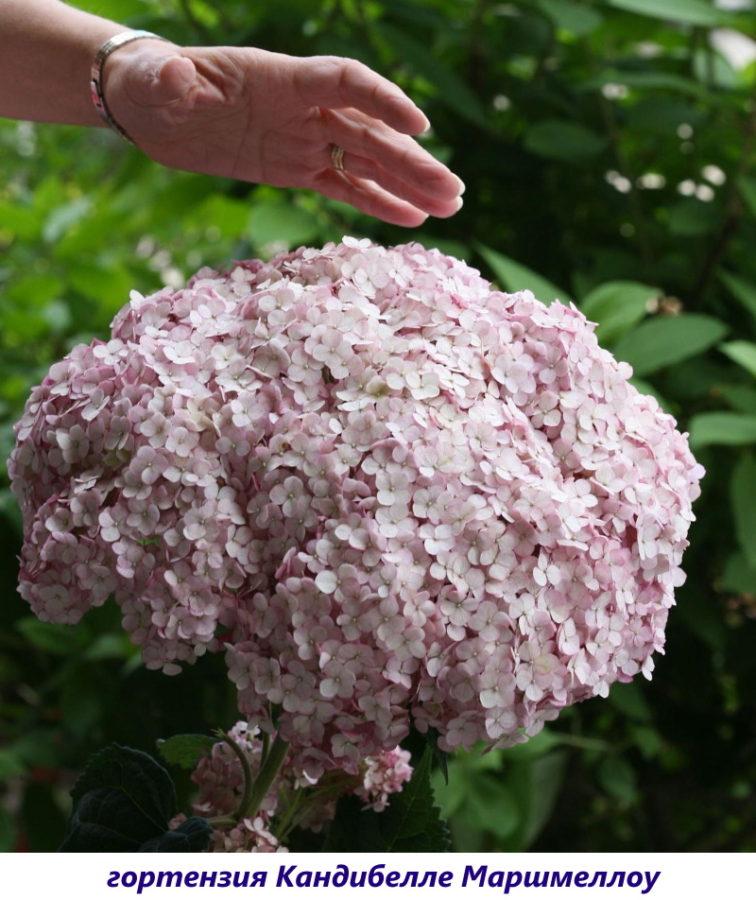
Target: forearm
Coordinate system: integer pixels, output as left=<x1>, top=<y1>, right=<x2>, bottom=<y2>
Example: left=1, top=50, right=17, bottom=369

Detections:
left=0, top=0, right=166, bottom=126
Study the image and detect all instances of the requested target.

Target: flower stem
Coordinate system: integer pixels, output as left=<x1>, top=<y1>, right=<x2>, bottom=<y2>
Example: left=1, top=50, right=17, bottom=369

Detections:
left=214, top=729, right=254, bottom=824
left=243, top=734, right=289, bottom=821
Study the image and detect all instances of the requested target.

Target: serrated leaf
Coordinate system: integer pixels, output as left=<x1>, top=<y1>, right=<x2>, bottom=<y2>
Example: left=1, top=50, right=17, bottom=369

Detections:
left=380, top=747, right=450, bottom=851
left=613, top=314, right=728, bottom=376
left=60, top=745, right=176, bottom=852
left=580, top=280, right=658, bottom=344
left=689, top=412, right=756, bottom=447
left=323, top=747, right=451, bottom=851
left=731, top=455, right=756, bottom=568
left=157, top=734, right=216, bottom=770
left=721, top=341, right=756, bottom=378
left=477, top=244, right=571, bottom=305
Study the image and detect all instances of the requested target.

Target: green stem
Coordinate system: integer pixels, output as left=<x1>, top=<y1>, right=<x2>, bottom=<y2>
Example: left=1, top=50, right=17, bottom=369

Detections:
left=274, top=788, right=305, bottom=841
left=260, top=730, right=270, bottom=771
left=214, top=729, right=254, bottom=824
left=243, top=735, right=289, bottom=821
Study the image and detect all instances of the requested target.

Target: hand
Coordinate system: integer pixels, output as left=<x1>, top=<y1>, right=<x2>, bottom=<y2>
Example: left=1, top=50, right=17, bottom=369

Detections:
left=104, top=41, right=465, bottom=227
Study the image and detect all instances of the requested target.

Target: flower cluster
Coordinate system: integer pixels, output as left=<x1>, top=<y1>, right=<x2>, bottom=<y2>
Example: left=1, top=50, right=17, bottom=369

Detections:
left=10, top=237, right=703, bottom=770
left=184, top=721, right=412, bottom=851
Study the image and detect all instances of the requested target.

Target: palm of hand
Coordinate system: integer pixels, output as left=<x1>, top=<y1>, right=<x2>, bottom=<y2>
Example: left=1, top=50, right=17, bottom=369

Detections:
left=106, top=44, right=464, bottom=226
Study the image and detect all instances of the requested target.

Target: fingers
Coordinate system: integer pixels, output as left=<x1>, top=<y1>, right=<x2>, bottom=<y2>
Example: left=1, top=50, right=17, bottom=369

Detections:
left=293, top=56, right=430, bottom=136
left=336, top=150, right=463, bottom=218
left=320, top=108, right=464, bottom=203
left=311, top=169, right=429, bottom=228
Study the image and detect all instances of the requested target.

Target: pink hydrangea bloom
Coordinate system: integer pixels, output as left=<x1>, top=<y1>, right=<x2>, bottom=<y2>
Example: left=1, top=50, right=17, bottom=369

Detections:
left=9, top=237, right=704, bottom=766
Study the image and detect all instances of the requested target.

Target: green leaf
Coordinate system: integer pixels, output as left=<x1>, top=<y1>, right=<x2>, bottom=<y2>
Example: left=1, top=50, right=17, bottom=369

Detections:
left=16, top=618, right=89, bottom=656
left=477, top=244, right=571, bottom=304
left=719, top=270, right=756, bottom=321
left=607, top=0, right=724, bottom=27
left=537, top=0, right=603, bottom=35
left=613, top=314, right=728, bottom=376
left=513, top=752, right=567, bottom=849
left=609, top=682, right=652, bottom=721
left=61, top=745, right=174, bottom=851
left=157, top=734, right=216, bottom=770
left=721, top=341, right=756, bottom=378
left=323, top=746, right=451, bottom=851
left=524, top=119, right=607, bottom=163
left=598, top=755, right=638, bottom=807
left=738, top=176, right=756, bottom=218
left=689, top=412, right=756, bottom=447
left=731, top=455, right=756, bottom=568
left=465, top=776, right=519, bottom=840
left=720, top=552, right=756, bottom=594
left=248, top=201, right=320, bottom=250
left=580, top=280, right=658, bottom=344
left=718, top=384, right=756, bottom=414
left=376, top=24, right=491, bottom=129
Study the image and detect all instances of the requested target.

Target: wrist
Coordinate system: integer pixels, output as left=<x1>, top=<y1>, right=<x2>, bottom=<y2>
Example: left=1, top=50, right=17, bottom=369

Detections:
left=92, top=32, right=181, bottom=140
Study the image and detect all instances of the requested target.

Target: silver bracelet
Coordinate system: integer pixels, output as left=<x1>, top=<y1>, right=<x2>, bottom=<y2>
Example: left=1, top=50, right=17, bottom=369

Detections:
left=90, top=29, right=171, bottom=144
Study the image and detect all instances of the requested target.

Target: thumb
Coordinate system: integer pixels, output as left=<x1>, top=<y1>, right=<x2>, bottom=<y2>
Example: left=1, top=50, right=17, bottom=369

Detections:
left=124, top=53, right=197, bottom=107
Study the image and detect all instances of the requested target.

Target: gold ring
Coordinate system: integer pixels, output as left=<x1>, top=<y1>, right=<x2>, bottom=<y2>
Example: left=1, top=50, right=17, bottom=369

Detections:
left=330, top=144, right=346, bottom=172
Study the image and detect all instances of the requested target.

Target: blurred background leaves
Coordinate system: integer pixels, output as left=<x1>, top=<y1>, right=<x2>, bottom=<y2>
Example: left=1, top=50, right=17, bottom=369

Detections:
left=1, top=0, right=755, bottom=851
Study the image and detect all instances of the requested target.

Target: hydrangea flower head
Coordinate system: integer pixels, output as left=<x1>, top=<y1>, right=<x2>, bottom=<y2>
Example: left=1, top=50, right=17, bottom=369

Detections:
left=9, top=237, right=704, bottom=770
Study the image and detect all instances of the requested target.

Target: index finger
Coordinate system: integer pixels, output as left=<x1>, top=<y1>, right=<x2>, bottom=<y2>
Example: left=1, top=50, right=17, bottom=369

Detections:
left=292, top=55, right=430, bottom=135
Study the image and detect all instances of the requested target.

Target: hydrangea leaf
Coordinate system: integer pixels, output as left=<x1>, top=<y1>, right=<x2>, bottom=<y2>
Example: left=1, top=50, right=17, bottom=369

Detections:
left=477, top=244, right=571, bottom=305
left=60, top=745, right=195, bottom=852
left=613, top=313, right=728, bottom=376
left=322, top=747, right=451, bottom=852
left=580, top=280, right=658, bottom=344
left=720, top=341, right=756, bottom=378
left=157, top=734, right=216, bottom=770
left=731, top=455, right=756, bottom=569
left=719, top=270, right=756, bottom=321
left=688, top=412, right=756, bottom=447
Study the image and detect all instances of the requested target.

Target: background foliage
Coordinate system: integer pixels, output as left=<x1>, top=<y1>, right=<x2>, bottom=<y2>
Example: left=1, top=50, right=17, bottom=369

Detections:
left=1, top=0, right=755, bottom=852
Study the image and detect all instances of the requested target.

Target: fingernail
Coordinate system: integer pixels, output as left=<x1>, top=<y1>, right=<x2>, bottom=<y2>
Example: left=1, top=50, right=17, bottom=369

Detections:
left=453, top=196, right=464, bottom=211
left=420, top=113, right=431, bottom=133
left=454, top=175, right=466, bottom=195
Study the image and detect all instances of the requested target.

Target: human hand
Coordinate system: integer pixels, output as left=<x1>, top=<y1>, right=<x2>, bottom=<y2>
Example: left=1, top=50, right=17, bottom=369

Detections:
left=104, top=41, right=465, bottom=227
